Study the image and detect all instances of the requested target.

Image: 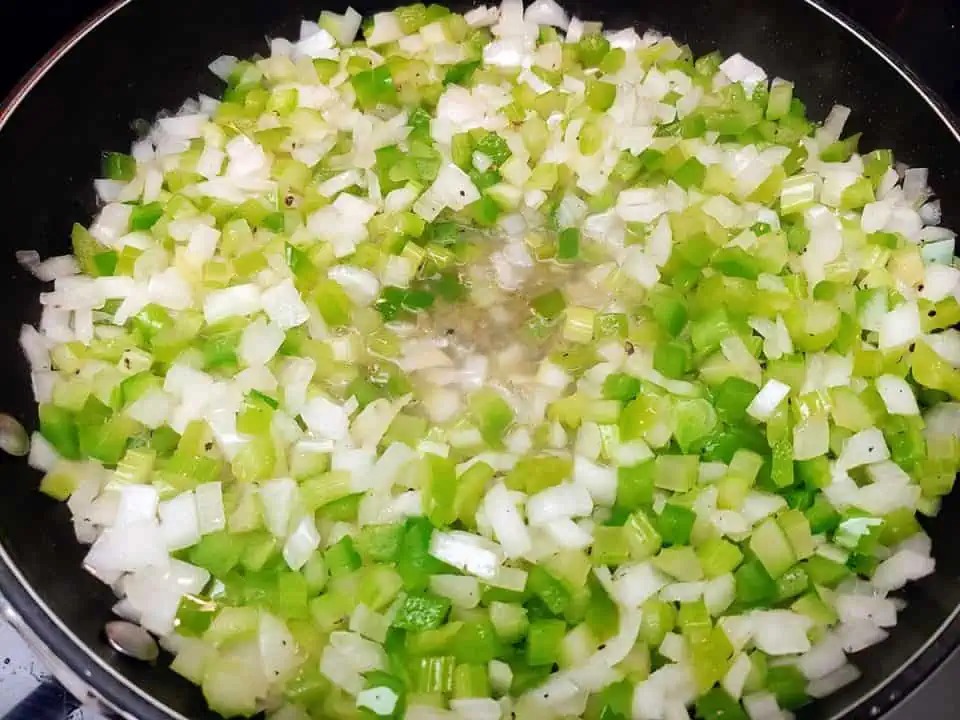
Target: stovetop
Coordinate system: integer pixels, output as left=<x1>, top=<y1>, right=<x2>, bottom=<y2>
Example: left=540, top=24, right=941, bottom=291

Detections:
left=0, top=0, right=957, bottom=718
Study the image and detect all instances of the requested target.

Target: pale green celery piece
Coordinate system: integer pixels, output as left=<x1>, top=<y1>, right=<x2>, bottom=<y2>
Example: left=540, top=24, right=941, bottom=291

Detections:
left=290, top=446, right=331, bottom=480
left=113, top=448, right=157, bottom=484
left=301, top=471, right=353, bottom=511
left=169, top=639, right=214, bottom=685
left=267, top=87, right=298, bottom=115
left=727, top=449, right=764, bottom=482
left=625, top=510, right=663, bottom=560
left=584, top=399, right=621, bottom=424
left=749, top=517, right=797, bottom=578
left=780, top=173, right=818, bottom=214
left=202, top=657, right=260, bottom=718
left=50, top=344, right=86, bottom=374
left=527, top=162, right=558, bottom=190
left=674, top=399, right=717, bottom=451
left=52, top=377, right=92, bottom=412
left=654, top=455, right=699, bottom=493
left=653, top=546, right=704, bottom=581
left=39, top=466, right=80, bottom=501
left=303, top=552, right=328, bottom=594
left=543, top=549, right=592, bottom=591
left=621, top=642, right=652, bottom=682
left=227, top=485, right=263, bottom=533
left=489, top=601, right=529, bottom=643
left=766, top=78, right=794, bottom=120
left=559, top=623, right=599, bottom=668
left=203, top=606, right=260, bottom=646
left=830, top=387, right=874, bottom=432
left=717, top=473, right=751, bottom=510
left=778, top=509, right=816, bottom=560
left=791, top=590, right=838, bottom=626
left=401, top=240, right=427, bottom=266
left=486, top=183, right=523, bottom=210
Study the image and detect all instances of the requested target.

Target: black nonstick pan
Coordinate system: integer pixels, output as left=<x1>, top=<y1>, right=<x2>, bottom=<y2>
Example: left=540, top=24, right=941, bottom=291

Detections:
left=0, top=1, right=957, bottom=719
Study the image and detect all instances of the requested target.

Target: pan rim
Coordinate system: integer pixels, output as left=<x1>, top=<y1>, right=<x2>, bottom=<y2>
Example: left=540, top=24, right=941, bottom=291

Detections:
left=0, top=1, right=958, bottom=719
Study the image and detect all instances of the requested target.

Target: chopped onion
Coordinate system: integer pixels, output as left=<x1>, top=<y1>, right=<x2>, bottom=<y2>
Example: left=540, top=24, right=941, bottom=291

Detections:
left=871, top=549, right=935, bottom=593
left=158, top=491, right=201, bottom=551
left=429, top=530, right=503, bottom=579
left=835, top=427, right=890, bottom=471
left=525, top=0, right=569, bottom=29
left=282, top=515, right=321, bottom=570
left=807, top=663, right=861, bottom=699
left=835, top=620, right=889, bottom=653
left=748, top=610, right=813, bottom=655
left=526, top=482, right=593, bottom=526
left=613, top=562, right=670, bottom=608
left=483, top=483, right=532, bottom=559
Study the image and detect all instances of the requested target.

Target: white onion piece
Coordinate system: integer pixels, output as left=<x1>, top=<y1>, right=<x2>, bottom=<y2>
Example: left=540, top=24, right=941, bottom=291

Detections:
left=871, top=549, right=935, bottom=592
left=203, top=283, right=261, bottom=324
left=259, top=478, right=298, bottom=538
left=746, top=379, right=790, bottom=421
left=283, top=515, right=321, bottom=570
left=195, top=482, right=226, bottom=534
left=722, top=653, right=752, bottom=700
left=875, top=375, right=920, bottom=416
left=835, top=427, right=890, bottom=471
left=429, top=530, right=503, bottom=579
left=835, top=620, right=888, bottom=653
left=525, top=0, right=569, bottom=29
left=878, top=301, right=921, bottom=350
left=613, top=562, right=670, bottom=608
left=526, top=482, right=593, bottom=526
left=158, top=491, right=201, bottom=551
left=483, top=483, right=532, bottom=559
left=748, top=610, right=813, bottom=655
left=743, top=692, right=786, bottom=720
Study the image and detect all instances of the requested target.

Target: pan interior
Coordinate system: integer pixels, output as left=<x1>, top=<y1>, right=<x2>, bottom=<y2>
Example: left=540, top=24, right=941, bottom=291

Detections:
left=0, top=1, right=957, bottom=719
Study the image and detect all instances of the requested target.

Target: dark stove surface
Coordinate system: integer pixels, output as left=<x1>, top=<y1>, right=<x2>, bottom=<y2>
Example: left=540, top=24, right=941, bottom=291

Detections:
left=0, top=1, right=957, bottom=719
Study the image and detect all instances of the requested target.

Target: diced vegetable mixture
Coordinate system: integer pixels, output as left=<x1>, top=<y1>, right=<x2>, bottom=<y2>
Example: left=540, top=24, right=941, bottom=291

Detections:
left=18, top=0, right=960, bottom=718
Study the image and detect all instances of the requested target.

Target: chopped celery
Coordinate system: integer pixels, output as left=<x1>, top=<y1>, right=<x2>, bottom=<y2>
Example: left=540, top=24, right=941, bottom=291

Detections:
left=625, top=509, right=663, bottom=559
left=469, top=388, right=514, bottom=447
left=653, top=546, right=703, bottom=581
left=749, top=518, right=797, bottom=578
left=526, top=619, right=567, bottom=666
left=654, top=455, right=699, bottom=493
left=698, top=538, right=744, bottom=578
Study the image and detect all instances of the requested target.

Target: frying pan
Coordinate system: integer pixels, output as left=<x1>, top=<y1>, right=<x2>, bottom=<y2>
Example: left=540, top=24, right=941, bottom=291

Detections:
left=0, top=1, right=957, bottom=718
